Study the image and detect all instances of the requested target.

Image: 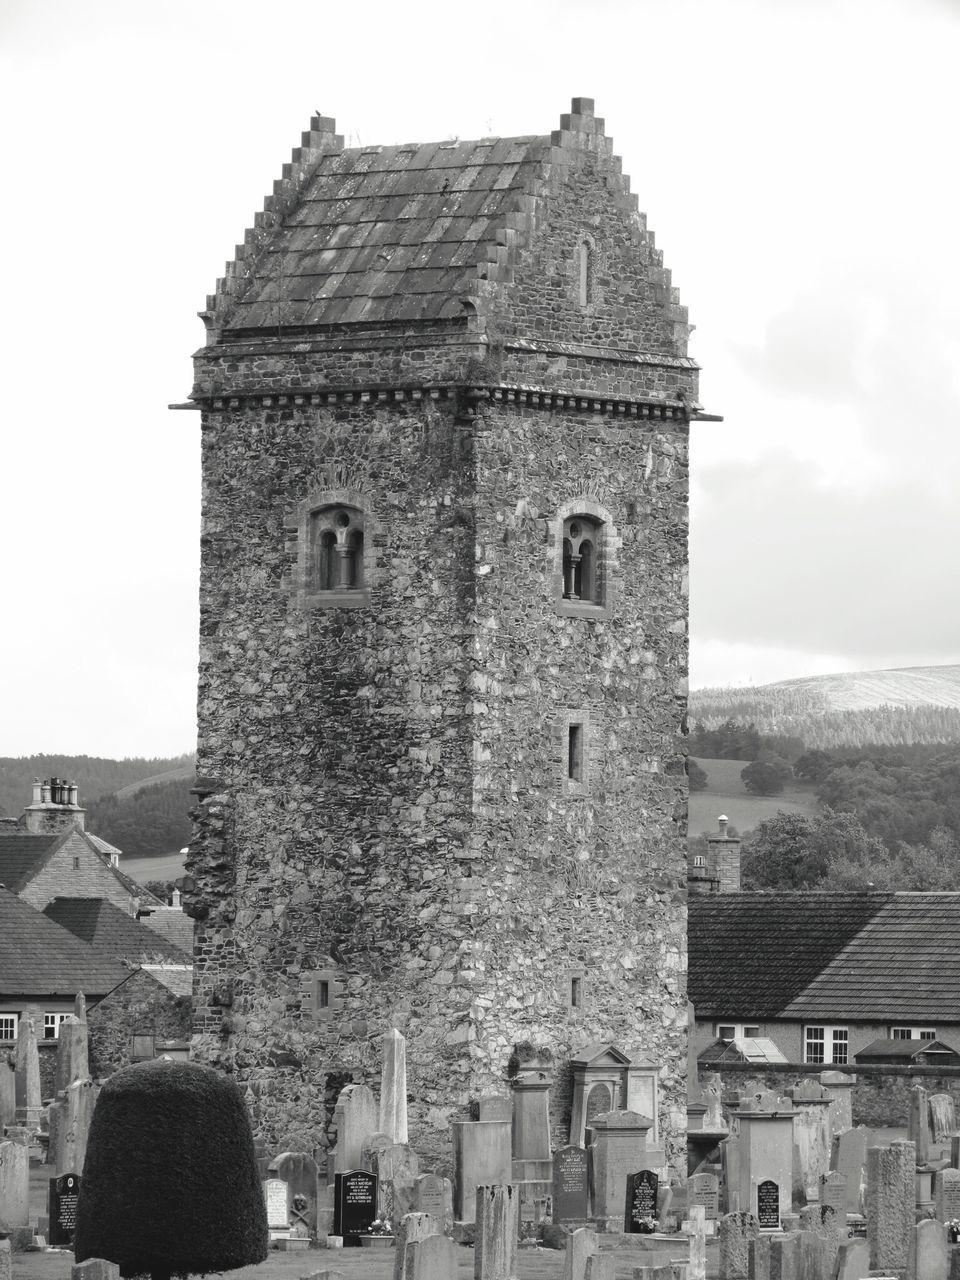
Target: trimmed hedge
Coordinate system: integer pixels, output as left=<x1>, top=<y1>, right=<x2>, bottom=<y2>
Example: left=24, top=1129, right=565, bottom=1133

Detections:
left=74, top=1058, right=268, bottom=1278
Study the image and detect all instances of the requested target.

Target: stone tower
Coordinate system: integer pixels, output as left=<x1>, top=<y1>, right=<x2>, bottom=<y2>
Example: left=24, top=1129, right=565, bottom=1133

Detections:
left=184, top=99, right=699, bottom=1169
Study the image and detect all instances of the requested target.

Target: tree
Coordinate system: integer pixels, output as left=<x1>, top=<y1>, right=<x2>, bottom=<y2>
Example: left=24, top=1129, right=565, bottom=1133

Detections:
left=74, top=1059, right=268, bottom=1280
left=793, top=749, right=836, bottom=783
left=740, top=756, right=792, bottom=796
left=688, top=759, right=709, bottom=792
left=741, top=807, right=890, bottom=890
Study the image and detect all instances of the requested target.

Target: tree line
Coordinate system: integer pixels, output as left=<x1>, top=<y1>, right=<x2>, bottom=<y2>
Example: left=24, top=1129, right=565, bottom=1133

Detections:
left=0, top=753, right=194, bottom=821
left=86, top=779, right=194, bottom=858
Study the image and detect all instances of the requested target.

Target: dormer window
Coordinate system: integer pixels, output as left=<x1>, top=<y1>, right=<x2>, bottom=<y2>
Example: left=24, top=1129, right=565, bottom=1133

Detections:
left=562, top=515, right=601, bottom=604
left=310, top=506, right=364, bottom=593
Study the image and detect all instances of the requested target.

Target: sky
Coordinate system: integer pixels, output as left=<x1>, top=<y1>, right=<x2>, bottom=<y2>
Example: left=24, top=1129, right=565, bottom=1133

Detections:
left=1, top=0, right=958, bottom=758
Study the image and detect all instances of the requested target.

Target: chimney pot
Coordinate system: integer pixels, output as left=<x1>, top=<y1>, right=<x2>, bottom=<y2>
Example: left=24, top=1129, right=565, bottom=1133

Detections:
left=718, top=814, right=728, bottom=838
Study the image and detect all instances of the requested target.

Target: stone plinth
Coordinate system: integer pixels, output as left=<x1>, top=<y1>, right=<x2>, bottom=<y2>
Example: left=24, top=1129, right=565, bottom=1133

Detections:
left=587, top=1109, right=652, bottom=1229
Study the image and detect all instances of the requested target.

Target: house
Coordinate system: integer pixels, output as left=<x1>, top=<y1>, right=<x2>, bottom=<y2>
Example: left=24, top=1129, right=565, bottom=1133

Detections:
left=688, top=891, right=960, bottom=1066
left=0, top=888, right=128, bottom=1043
left=42, top=897, right=192, bottom=966
left=0, top=779, right=161, bottom=916
left=87, top=966, right=193, bottom=1078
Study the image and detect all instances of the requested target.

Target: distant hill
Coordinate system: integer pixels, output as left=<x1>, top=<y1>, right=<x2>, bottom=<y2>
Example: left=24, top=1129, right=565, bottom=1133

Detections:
left=689, top=757, right=819, bottom=838
left=690, top=665, right=960, bottom=748
left=86, top=778, right=194, bottom=859
left=0, top=754, right=195, bottom=821
left=114, top=765, right=195, bottom=801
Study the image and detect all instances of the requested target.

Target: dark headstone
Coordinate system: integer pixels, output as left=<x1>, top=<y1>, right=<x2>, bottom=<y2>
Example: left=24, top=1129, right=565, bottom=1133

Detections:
left=48, top=1173, right=81, bottom=1247
left=553, top=1146, right=590, bottom=1223
left=757, top=1180, right=780, bottom=1231
left=626, top=1169, right=659, bottom=1232
left=333, top=1169, right=377, bottom=1242
left=585, top=1084, right=612, bottom=1125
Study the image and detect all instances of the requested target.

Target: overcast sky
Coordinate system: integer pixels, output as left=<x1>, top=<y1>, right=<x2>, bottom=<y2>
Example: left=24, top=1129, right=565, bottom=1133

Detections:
left=1, top=0, right=958, bottom=759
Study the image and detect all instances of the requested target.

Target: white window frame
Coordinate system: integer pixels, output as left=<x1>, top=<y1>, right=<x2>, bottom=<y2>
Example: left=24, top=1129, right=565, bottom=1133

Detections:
left=44, top=1013, right=69, bottom=1040
left=716, top=1022, right=762, bottom=1044
left=890, top=1026, right=937, bottom=1040
left=0, top=1013, right=19, bottom=1041
left=804, top=1024, right=849, bottom=1065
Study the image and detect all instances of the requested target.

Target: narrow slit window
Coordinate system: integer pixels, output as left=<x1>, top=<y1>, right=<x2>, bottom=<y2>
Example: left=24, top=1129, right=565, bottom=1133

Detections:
left=317, top=980, right=329, bottom=1010
left=579, top=241, right=590, bottom=307
left=571, top=976, right=583, bottom=1008
left=568, top=724, right=583, bottom=783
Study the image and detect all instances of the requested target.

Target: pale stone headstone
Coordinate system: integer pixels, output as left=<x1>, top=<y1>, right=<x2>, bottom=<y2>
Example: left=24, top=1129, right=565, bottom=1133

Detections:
left=478, top=1093, right=512, bottom=1123
left=790, top=1091, right=831, bottom=1200
left=414, top=1173, right=452, bottom=1234
left=0, top=1060, right=15, bottom=1130
left=832, top=1125, right=873, bottom=1216
left=689, top=1204, right=707, bottom=1280
left=910, top=1085, right=932, bottom=1167
left=264, top=1177, right=291, bottom=1236
left=937, top=1167, right=960, bottom=1223
left=909, top=1217, right=948, bottom=1280
left=475, top=1184, right=518, bottom=1280
left=270, top=1151, right=319, bottom=1239
left=46, top=1099, right=63, bottom=1167
left=819, top=1170, right=846, bottom=1218
left=59, top=1079, right=97, bottom=1177
left=0, top=1140, right=30, bottom=1228
left=719, top=1212, right=759, bottom=1280
left=54, top=1015, right=89, bottom=1097
left=363, top=1138, right=418, bottom=1220
left=931, top=1095, right=958, bottom=1145
left=587, top=1110, right=651, bottom=1229
left=722, top=1133, right=742, bottom=1212
left=13, top=1016, right=41, bottom=1127
left=511, top=1070, right=552, bottom=1163
left=562, top=1225, right=599, bottom=1280
left=71, top=1261, right=119, bottom=1280
left=798, top=1203, right=841, bottom=1280
left=703, top=1075, right=728, bottom=1131
left=834, top=1238, right=869, bottom=1280
left=332, top=1084, right=379, bottom=1176
left=380, top=1029, right=408, bottom=1145
left=819, top=1070, right=855, bottom=1135
left=867, top=1140, right=916, bottom=1273
left=404, top=1233, right=456, bottom=1280
left=451, top=1118, right=511, bottom=1222
left=584, top=1256, right=615, bottom=1280
left=393, top=1211, right=440, bottom=1280
left=689, top=1171, right=720, bottom=1221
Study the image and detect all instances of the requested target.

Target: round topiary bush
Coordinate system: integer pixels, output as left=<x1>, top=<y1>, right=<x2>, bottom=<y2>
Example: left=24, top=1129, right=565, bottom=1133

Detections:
left=74, top=1058, right=268, bottom=1279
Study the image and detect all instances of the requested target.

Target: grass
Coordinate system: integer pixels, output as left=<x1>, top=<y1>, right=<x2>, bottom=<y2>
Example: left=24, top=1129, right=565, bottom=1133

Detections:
left=121, top=851, right=188, bottom=883
left=689, top=757, right=820, bottom=838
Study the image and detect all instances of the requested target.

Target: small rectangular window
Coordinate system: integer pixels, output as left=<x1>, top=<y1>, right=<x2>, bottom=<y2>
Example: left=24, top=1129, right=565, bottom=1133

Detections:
left=718, top=1025, right=736, bottom=1042
left=919, top=1029, right=937, bottom=1040
left=805, top=1024, right=847, bottom=1064
left=568, top=724, right=583, bottom=783
left=44, top=1013, right=67, bottom=1040
left=72, top=856, right=80, bottom=870
left=571, top=977, right=583, bottom=1009
left=0, top=1014, right=18, bottom=1041
left=744, top=1026, right=760, bottom=1039
left=832, top=1028, right=848, bottom=1065
left=891, top=1026, right=937, bottom=1040
left=132, top=1033, right=155, bottom=1060
left=317, top=980, right=329, bottom=1010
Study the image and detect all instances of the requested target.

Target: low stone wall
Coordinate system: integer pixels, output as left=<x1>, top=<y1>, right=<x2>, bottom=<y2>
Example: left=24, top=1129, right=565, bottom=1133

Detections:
left=697, top=1061, right=960, bottom=1128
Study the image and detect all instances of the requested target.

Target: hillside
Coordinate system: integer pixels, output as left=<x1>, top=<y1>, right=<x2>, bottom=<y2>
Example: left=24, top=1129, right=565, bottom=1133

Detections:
left=86, top=778, right=194, bottom=859
left=0, top=754, right=195, bottom=821
left=690, top=664, right=960, bottom=748
left=689, top=757, right=819, bottom=837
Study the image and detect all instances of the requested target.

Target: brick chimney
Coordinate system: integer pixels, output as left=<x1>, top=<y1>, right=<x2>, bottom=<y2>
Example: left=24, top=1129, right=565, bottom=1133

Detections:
left=707, top=814, right=741, bottom=893
left=687, top=844, right=720, bottom=894
left=23, top=777, right=86, bottom=835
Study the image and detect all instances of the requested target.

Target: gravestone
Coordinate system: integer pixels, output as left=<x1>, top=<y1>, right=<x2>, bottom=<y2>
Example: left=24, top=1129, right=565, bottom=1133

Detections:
left=867, top=1140, right=916, bottom=1273
left=719, top=1211, right=760, bottom=1280
left=264, top=1177, right=290, bottom=1238
left=910, top=1218, right=948, bottom=1280
left=689, top=1204, right=707, bottom=1280
left=270, top=1151, right=319, bottom=1239
left=938, top=1167, right=960, bottom=1223
left=331, top=1085, right=379, bottom=1177
left=0, top=1060, right=15, bottom=1130
left=702, top=1075, right=728, bottom=1132
left=833, top=1125, right=873, bottom=1216
left=626, top=1169, right=659, bottom=1232
left=333, top=1169, right=377, bottom=1242
left=380, top=1029, right=408, bottom=1145
left=479, top=1094, right=512, bottom=1123
left=553, top=1146, right=590, bottom=1223
left=54, top=1016, right=89, bottom=1097
left=585, top=1084, right=612, bottom=1126
left=756, top=1180, right=780, bottom=1231
left=910, top=1085, right=932, bottom=1167
left=562, top=1226, right=599, bottom=1280
left=48, top=1173, right=81, bottom=1247
left=689, top=1171, right=720, bottom=1222
left=819, top=1170, right=846, bottom=1218
left=414, top=1174, right=451, bottom=1233
left=362, top=1135, right=418, bottom=1220
left=451, top=1116, right=511, bottom=1222
left=475, top=1184, right=518, bottom=1280
left=0, top=1139, right=30, bottom=1227
left=403, top=1233, right=456, bottom=1280
left=819, top=1070, right=855, bottom=1135
left=748, top=1235, right=771, bottom=1280
left=931, top=1095, right=958, bottom=1146
left=834, top=1238, right=869, bottom=1280
left=768, top=1232, right=799, bottom=1280
left=721, top=1133, right=742, bottom=1212
left=393, top=1211, right=440, bottom=1280
left=584, top=1257, right=615, bottom=1280
left=13, top=1016, right=41, bottom=1127
left=71, top=1262, right=119, bottom=1280
left=58, top=1079, right=96, bottom=1178
left=587, top=1110, right=652, bottom=1229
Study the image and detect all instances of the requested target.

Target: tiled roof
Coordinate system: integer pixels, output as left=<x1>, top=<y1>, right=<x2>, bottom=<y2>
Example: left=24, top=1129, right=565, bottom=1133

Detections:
left=137, top=907, right=194, bottom=957
left=0, top=832, right=60, bottom=890
left=689, top=892, right=960, bottom=1023
left=220, top=134, right=549, bottom=331
left=0, top=889, right=128, bottom=997
left=141, top=965, right=193, bottom=999
left=856, top=1037, right=960, bottom=1060
left=43, top=898, right=191, bottom=964
left=688, top=893, right=888, bottom=1018
left=781, top=894, right=960, bottom=1022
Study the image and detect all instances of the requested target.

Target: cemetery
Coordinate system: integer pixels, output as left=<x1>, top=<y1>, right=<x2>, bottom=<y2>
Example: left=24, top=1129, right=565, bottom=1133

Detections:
left=6, top=1011, right=960, bottom=1280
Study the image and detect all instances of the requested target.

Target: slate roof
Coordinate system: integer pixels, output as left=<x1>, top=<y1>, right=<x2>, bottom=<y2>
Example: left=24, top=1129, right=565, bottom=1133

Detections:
left=221, top=135, right=550, bottom=331
left=0, top=832, right=61, bottom=890
left=137, top=907, right=194, bottom=957
left=0, top=889, right=128, bottom=997
left=689, top=892, right=960, bottom=1023
left=141, top=965, right=193, bottom=999
left=43, top=898, right=191, bottom=964
left=856, top=1037, right=960, bottom=1061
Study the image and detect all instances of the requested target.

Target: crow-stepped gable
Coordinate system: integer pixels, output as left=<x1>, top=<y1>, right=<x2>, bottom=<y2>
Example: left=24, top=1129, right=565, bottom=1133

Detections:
left=184, top=98, right=697, bottom=1171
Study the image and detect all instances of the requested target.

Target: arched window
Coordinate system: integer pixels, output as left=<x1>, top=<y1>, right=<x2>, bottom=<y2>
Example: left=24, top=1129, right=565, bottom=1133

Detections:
left=562, top=515, right=602, bottom=604
left=310, top=505, right=364, bottom=593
